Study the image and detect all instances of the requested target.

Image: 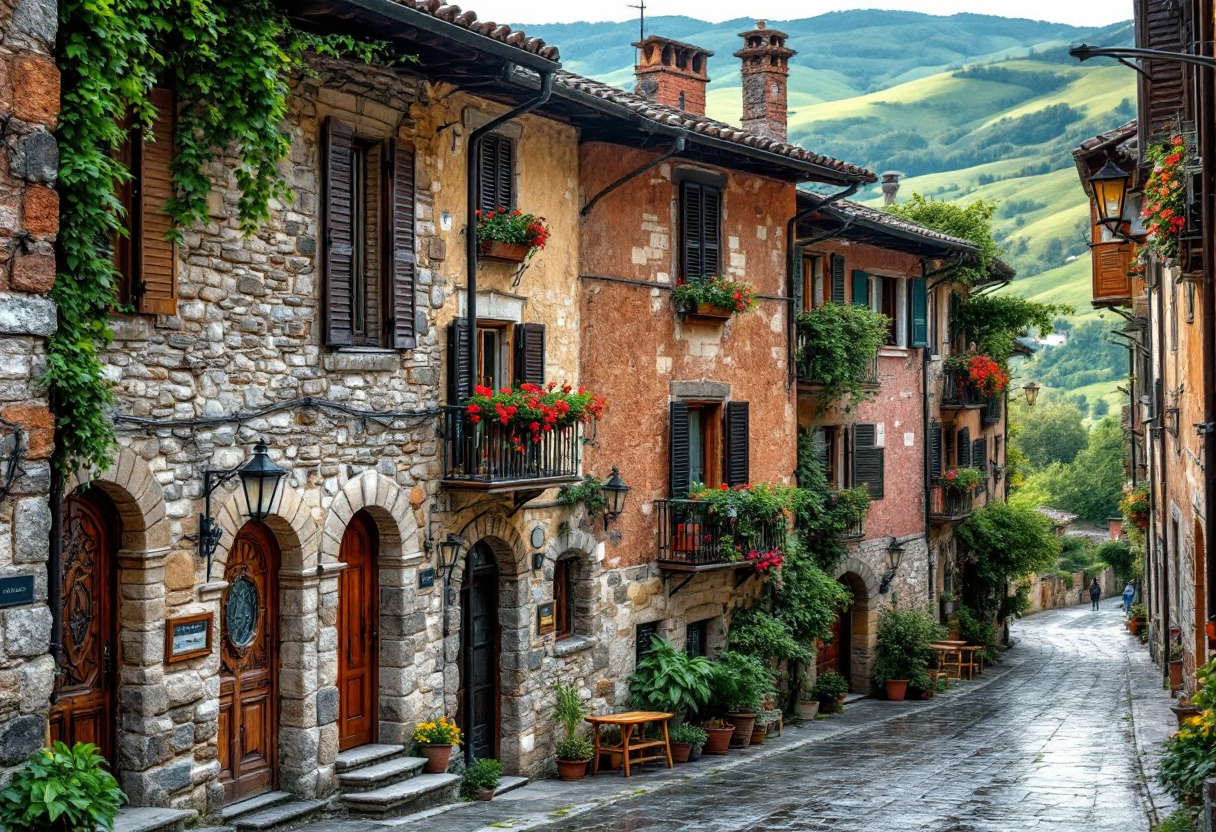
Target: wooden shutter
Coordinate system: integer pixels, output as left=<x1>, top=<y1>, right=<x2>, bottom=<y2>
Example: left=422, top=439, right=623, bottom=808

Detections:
left=811, top=427, right=829, bottom=471
left=930, top=423, right=943, bottom=478
left=792, top=247, right=804, bottom=313
left=830, top=255, right=846, bottom=304
left=947, top=291, right=961, bottom=349
left=1092, top=242, right=1133, bottom=304
left=852, top=270, right=869, bottom=307
left=135, top=88, right=177, bottom=315
left=724, top=401, right=750, bottom=486
left=513, top=322, right=546, bottom=387
left=702, top=186, right=721, bottom=279
left=852, top=423, right=884, bottom=500
left=389, top=139, right=418, bottom=349
left=945, top=426, right=955, bottom=466
left=973, top=438, right=988, bottom=475
left=478, top=134, right=514, bottom=213
left=1135, top=0, right=1187, bottom=149
left=957, top=427, right=972, bottom=468
left=447, top=319, right=472, bottom=403
left=324, top=118, right=356, bottom=347
left=669, top=400, right=691, bottom=499
left=909, top=277, right=927, bottom=348
left=680, top=182, right=721, bottom=282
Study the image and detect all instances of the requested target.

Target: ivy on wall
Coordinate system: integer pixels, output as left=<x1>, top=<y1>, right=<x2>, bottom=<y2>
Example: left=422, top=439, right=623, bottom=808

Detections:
left=52, top=0, right=398, bottom=473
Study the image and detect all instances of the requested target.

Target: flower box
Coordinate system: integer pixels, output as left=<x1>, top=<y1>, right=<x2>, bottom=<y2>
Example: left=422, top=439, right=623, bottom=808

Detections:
left=681, top=303, right=734, bottom=322
left=479, top=240, right=529, bottom=263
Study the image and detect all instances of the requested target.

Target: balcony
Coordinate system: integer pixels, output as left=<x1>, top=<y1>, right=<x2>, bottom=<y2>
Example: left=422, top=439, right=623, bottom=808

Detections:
left=929, top=484, right=975, bottom=523
left=655, top=498, right=787, bottom=571
left=441, top=406, right=582, bottom=492
left=796, top=336, right=880, bottom=390
left=841, top=509, right=865, bottom=540
left=981, top=394, right=1003, bottom=426
left=941, top=373, right=984, bottom=410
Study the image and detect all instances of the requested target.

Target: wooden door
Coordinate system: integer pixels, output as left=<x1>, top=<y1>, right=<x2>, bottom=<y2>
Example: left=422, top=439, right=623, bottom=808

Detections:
left=50, top=492, right=118, bottom=766
left=462, top=544, right=500, bottom=761
left=815, top=614, right=841, bottom=680
left=219, top=523, right=279, bottom=804
left=836, top=601, right=854, bottom=689
left=338, top=512, right=378, bottom=750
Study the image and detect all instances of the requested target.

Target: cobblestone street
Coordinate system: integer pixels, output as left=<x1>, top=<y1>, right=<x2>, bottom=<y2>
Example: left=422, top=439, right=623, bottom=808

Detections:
left=306, top=603, right=1174, bottom=832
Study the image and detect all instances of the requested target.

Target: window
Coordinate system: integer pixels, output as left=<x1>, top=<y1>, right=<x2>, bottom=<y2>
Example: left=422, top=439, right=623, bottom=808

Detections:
left=957, top=427, right=972, bottom=468
left=680, top=182, right=722, bottom=282
left=947, top=291, right=962, bottom=351
left=446, top=320, right=546, bottom=403
left=944, top=427, right=955, bottom=468
left=801, top=254, right=824, bottom=312
left=854, top=270, right=909, bottom=346
left=670, top=400, right=749, bottom=496
left=851, top=423, right=884, bottom=499
left=930, top=423, right=943, bottom=478
left=477, top=325, right=510, bottom=391
left=809, top=426, right=842, bottom=488
left=973, top=438, right=988, bottom=477
left=478, top=133, right=514, bottom=213
left=636, top=622, right=660, bottom=664
left=324, top=117, right=417, bottom=349
left=115, top=88, right=178, bottom=315
left=554, top=557, right=576, bottom=640
left=686, top=620, right=708, bottom=657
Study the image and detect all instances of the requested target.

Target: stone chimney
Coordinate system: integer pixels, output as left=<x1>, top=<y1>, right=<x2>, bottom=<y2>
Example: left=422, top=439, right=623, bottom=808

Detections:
left=734, top=20, right=795, bottom=142
left=633, top=35, right=713, bottom=115
left=881, top=172, right=903, bottom=206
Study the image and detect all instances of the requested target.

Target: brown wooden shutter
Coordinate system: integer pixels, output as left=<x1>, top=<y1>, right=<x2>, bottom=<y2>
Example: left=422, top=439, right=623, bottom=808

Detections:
left=669, top=400, right=691, bottom=499
left=681, top=182, right=703, bottom=281
left=388, top=139, right=418, bottom=349
left=447, top=318, right=472, bottom=403
left=513, top=323, right=546, bottom=387
left=1092, top=241, right=1133, bottom=304
left=930, top=423, right=943, bottom=478
left=957, top=427, right=972, bottom=468
left=324, top=118, right=356, bottom=347
left=830, top=254, right=846, bottom=304
left=724, top=401, right=750, bottom=486
left=852, top=423, right=884, bottom=500
left=135, top=88, right=177, bottom=315
left=1136, top=0, right=1187, bottom=149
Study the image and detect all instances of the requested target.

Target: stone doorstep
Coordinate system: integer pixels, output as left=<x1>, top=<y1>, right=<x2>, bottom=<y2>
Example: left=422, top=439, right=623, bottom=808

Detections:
left=221, top=792, right=293, bottom=824
left=112, top=806, right=196, bottom=832
left=334, top=743, right=407, bottom=773
left=337, top=756, right=427, bottom=793
left=495, top=776, right=529, bottom=796
left=230, top=798, right=329, bottom=832
left=341, top=773, right=461, bottom=817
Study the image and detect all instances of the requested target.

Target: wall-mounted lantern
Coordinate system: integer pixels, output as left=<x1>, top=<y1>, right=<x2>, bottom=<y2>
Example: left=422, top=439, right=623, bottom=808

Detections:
left=198, top=442, right=286, bottom=580
left=879, top=537, right=905, bottom=594
left=600, top=467, right=631, bottom=530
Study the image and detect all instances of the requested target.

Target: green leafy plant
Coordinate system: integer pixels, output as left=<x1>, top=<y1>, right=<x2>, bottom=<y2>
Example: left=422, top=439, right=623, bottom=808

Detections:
left=794, top=302, right=891, bottom=410
left=687, top=482, right=798, bottom=547
left=673, top=275, right=757, bottom=314
left=670, top=725, right=707, bottom=746
left=475, top=208, right=550, bottom=258
left=957, top=606, right=999, bottom=663
left=554, top=737, right=594, bottom=762
left=557, top=475, right=607, bottom=517
left=1158, top=658, right=1216, bottom=808
left=707, top=651, right=775, bottom=715
left=1141, top=133, right=1190, bottom=262
left=811, top=669, right=849, bottom=700
left=627, top=637, right=714, bottom=724
left=956, top=502, right=1060, bottom=621
left=0, top=742, right=125, bottom=832
left=884, top=194, right=1003, bottom=286
left=552, top=681, right=586, bottom=743
left=1130, top=603, right=1147, bottom=621
left=953, top=295, right=1067, bottom=365
left=461, top=758, right=503, bottom=798
left=872, top=607, right=946, bottom=687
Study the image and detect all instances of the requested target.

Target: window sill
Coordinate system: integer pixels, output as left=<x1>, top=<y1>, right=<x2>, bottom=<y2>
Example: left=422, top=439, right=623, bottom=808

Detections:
left=549, top=634, right=598, bottom=658
left=879, top=346, right=912, bottom=358
left=322, top=349, right=401, bottom=373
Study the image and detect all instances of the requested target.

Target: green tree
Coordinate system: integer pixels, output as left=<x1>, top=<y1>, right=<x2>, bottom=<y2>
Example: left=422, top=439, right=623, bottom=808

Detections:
left=956, top=502, right=1061, bottom=618
left=1037, top=416, right=1125, bottom=523
left=885, top=194, right=1003, bottom=285
left=1009, top=401, right=1088, bottom=470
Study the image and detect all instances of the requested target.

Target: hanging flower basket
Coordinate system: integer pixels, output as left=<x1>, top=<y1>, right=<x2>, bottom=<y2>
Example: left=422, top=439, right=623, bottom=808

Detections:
left=479, top=240, right=530, bottom=263
left=475, top=208, right=550, bottom=262
left=673, top=276, right=757, bottom=321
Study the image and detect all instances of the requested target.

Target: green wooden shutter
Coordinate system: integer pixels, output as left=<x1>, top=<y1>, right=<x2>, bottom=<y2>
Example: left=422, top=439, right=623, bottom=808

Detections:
left=389, top=139, right=418, bottom=349
left=724, top=401, right=750, bottom=486
left=830, top=255, right=846, bottom=304
left=323, top=117, right=355, bottom=347
left=513, top=323, right=546, bottom=387
left=447, top=319, right=472, bottom=403
left=852, top=270, right=870, bottom=307
left=852, top=423, right=884, bottom=500
left=909, top=276, right=927, bottom=348
left=957, top=427, right=972, bottom=468
left=973, top=438, right=988, bottom=475
left=669, top=401, right=691, bottom=499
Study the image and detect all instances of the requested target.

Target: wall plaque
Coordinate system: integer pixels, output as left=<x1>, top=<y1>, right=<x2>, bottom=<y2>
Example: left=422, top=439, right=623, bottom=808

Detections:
left=165, top=612, right=213, bottom=664
left=418, top=568, right=436, bottom=589
left=0, top=575, right=34, bottom=608
left=537, top=602, right=556, bottom=636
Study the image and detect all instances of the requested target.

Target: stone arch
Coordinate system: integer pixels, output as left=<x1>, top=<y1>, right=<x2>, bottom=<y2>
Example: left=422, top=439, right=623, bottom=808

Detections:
left=541, top=528, right=599, bottom=567
left=448, top=512, right=528, bottom=588
left=68, top=443, right=167, bottom=550
left=210, top=480, right=316, bottom=574
left=833, top=558, right=880, bottom=694
left=321, top=470, right=420, bottom=567
left=541, top=529, right=602, bottom=643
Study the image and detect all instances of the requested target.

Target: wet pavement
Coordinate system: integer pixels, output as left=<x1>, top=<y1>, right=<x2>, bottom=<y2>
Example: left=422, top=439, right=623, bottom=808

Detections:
left=295, top=602, right=1175, bottom=832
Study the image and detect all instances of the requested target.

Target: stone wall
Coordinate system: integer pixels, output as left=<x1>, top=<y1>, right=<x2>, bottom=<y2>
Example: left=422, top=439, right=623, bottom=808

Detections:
left=0, top=0, right=58, bottom=780
left=1025, top=566, right=1119, bottom=614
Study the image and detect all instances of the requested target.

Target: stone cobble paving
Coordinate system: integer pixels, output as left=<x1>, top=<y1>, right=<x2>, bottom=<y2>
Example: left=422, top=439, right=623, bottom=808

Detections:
left=289, top=603, right=1173, bottom=832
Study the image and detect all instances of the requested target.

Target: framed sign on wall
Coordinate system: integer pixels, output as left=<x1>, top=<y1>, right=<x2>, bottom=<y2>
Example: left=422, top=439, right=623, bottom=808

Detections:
left=537, top=602, right=556, bottom=636
left=164, top=612, right=213, bottom=664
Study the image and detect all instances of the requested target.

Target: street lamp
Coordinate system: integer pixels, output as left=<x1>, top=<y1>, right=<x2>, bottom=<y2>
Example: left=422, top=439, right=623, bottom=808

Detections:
left=879, top=537, right=905, bottom=594
left=1088, top=157, right=1131, bottom=234
left=600, top=467, right=631, bottom=530
left=1022, top=381, right=1041, bottom=407
left=198, top=442, right=287, bottom=579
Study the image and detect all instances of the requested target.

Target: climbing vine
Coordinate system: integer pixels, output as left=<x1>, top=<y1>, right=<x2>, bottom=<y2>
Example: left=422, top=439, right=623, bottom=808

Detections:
left=51, top=0, right=399, bottom=473
left=884, top=193, right=1004, bottom=285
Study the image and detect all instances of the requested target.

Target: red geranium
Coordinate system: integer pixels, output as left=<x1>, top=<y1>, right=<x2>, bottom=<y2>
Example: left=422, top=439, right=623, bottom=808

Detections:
left=464, top=381, right=606, bottom=448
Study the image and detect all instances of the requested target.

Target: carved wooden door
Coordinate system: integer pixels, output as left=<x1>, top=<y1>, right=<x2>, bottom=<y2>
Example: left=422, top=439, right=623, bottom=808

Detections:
left=337, top=513, right=377, bottom=750
left=50, top=492, right=117, bottom=766
left=461, top=544, right=500, bottom=761
left=219, top=523, right=279, bottom=804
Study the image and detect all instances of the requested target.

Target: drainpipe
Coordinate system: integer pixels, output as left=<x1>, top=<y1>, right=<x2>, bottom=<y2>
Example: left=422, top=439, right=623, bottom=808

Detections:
left=1197, top=0, right=1216, bottom=656
left=1154, top=272, right=1170, bottom=673
left=48, top=462, right=63, bottom=700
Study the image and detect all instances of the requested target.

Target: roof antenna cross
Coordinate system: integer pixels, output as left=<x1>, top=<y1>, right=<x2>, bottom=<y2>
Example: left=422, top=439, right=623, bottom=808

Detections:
left=627, top=0, right=646, bottom=43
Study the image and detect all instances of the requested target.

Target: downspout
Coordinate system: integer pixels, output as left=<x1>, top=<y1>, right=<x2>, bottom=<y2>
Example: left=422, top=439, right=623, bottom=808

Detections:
left=48, top=461, right=63, bottom=700
left=462, top=70, right=554, bottom=767
left=1198, top=0, right=1216, bottom=656
left=1155, top=271, right=1170, bottom=672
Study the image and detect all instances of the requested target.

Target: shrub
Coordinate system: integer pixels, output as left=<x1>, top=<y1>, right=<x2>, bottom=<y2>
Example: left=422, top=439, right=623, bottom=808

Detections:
left=670, top=724, right=707, bottom=747
left=957, top=606, right=998, bottom=663
left=872, top=607, right=946, bottom=688
left=0, top=742, right=125, bottom=832
left=627, top=637, right=714, bottom=723
left=1099, top=540, right=1136, bottom=584
left=461, top=758, right=502, bottom=798
left=794, top=302, right=891, bottom=411
left=554, top=737, right=594, bottom=762
left=707, top=651, right=776, bottom=714
left=811, top=670, right=849, bottom=700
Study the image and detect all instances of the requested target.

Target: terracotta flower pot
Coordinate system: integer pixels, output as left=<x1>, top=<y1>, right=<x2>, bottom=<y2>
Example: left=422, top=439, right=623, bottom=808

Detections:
left=477, top=788, right=495, bottom=801
left=671, top=741, right=692, bottom=763
left=885, top=680, right=909, bottom=701
left=701, top=725, right=734, bottom=755
left=479, top=240, right=529, bottom=263
left=1172, top=703, right=1201, bottom=730
left=727, top=712, right=757, bottom=748
left=797, top=699, right=820, bottom=720
left=556, top=758, right=589, bottom=781
left=750, top=727, right=767, bottom=745
left=1169, top=659, right=1184, bottom=689
left=1129, top=619, right=1144, bottom=636
left=421, top=744, right=453, bottom=773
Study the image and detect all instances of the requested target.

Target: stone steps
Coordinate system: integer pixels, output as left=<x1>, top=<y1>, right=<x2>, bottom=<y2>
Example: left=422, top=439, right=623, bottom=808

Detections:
left=221, top=792, right=293, bottom=824
left=229, top=798, right=328, bottom=831
left=494, top=775, right=528, bottom=796
left=337, top=756, right=426, bottom=793
left=112, top=806, right=196, bottom=832
left=334, top=743, right=406, bottom=773
left=341, top=773, right=461, bottom=818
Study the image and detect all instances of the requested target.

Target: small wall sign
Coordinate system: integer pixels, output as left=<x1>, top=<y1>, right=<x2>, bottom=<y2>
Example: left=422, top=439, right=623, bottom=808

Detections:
left=165, top=612, right=213, bottom=664
left=0, top=575, right=34, bottom=608
left=418, top=568, right=436, bottom=589
left=537, top=601, right=556, bottom=636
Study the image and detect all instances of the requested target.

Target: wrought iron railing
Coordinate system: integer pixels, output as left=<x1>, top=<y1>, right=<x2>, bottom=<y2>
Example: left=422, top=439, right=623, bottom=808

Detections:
left=795, top=331, right=880, bottom=388
left=929, top=484, right=975, bottom=520
left=841, top=509, right=866, bottom=540
left=655, top=498, right=786, bottom=568
left=941, top=373, right=983, bottom=408
left=981, top=394, right=1003, bottom=425
left=441, top=406, right=582, bottom=487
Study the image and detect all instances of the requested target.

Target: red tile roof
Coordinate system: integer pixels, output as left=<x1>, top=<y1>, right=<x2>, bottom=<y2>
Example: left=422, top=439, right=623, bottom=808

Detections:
left=389, top=0, right=561, bottom=61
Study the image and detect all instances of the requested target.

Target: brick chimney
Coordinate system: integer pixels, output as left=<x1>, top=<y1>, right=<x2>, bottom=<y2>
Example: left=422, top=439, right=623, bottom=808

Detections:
left=633, top=35, right=713, bottom=115
left=735, top=20, right=795, bottom=142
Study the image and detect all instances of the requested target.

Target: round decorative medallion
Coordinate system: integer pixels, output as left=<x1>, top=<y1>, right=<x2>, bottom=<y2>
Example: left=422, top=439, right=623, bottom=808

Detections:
left=225, top=575, right=259, bottom=649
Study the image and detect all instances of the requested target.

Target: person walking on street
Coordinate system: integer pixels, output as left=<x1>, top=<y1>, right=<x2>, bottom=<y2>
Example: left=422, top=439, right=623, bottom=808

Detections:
left=1090, top=577, right=1102, bottom=611
left=1122, top=581, right=1135, bottom=615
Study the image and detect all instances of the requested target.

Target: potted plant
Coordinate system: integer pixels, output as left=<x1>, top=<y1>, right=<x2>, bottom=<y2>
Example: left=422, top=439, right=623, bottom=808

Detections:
left=670, top=724, right=706, bottom=764
left=873, top=607, right=946, bottom=702
left=464, top=382, right=607, bottom=449
left=475, top=208, right=550, bottom=262
left=944, top=352, right=1009, bottom=399
left=700, top=717, right=735, bottom=755
left=1120, top=485, right=1150, bottom=531
left=707, top=651, right=775, bottom=748
left=672, top=275, right=757, bottom=321
left=811, top=670, right=849, bottom=713
left=461, top=758, right=502, bottom=801
left=627, top=637, right=714, bottom=734
left=750, top=713, right=771, bottom=745
left=0, top=742, right=125, bottom=832
left=940, top=591, right=956, bottom=617
left=1170, top=643, right=1185, bottom=690
left=1128, top=603, right=1146, bottom=635
left=412, top=717, right=462, bottom=773
left=552, top=681, right=594, bottom=781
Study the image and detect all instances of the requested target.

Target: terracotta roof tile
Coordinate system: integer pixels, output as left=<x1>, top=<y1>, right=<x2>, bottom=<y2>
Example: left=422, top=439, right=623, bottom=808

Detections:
left=826, top=200, right=976, bottom=249
left=388, top=0, right=560, bottom=61
left=1073, top=120, right=1137, bottom=160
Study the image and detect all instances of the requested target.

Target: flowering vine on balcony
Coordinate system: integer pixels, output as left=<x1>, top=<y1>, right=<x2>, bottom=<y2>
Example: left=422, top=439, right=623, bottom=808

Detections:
left=465, top=382, right=606, bottom=452
left=934, top=468, right=985, bottom=496
left=1141, top=134, right=1190, bottom=262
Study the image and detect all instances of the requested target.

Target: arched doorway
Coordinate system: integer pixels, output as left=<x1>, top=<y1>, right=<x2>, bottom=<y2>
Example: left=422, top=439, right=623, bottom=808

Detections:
left=50, top=489, right=119, bottom=768
left=219, top=522, right=280, bottom=804
left=460, top=543, right=500, bottom=761
left=338, top=511, right=379, bottom=750
left=835, top=572, right=871, bottom=693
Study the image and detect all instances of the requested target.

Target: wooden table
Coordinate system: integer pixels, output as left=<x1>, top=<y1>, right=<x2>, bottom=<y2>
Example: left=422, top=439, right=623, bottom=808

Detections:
left=959, top=645, right=985, bottom=679
left=585, top=711, right=674, bottom=777
left=930, top=641, right=966, bottom=680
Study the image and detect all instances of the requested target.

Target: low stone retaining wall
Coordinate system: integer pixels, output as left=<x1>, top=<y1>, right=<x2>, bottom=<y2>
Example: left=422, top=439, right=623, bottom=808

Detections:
left=1025, top=566, right=1120, bottom=614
